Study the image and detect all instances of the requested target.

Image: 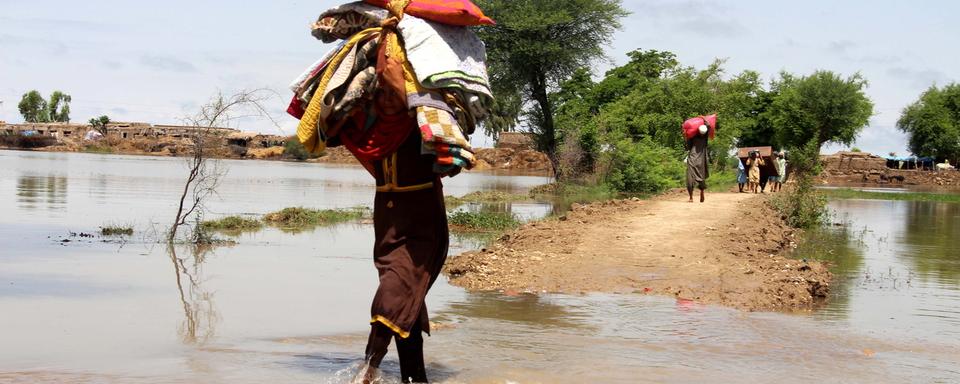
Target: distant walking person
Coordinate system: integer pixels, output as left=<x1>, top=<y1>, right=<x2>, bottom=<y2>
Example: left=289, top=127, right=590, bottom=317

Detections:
left=772, top=152, right=787, bottom=191
left=737, top=158, right=747, bottom=193
left=745, top=151, right=765, bottom=194
left=686, top=124, right=710, bottom=203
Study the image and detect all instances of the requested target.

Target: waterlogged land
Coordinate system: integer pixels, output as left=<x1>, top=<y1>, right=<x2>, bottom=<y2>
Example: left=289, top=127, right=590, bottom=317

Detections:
left=822, top=187, right=960, bottom=203
left=2, top=151, right=960, bottom=383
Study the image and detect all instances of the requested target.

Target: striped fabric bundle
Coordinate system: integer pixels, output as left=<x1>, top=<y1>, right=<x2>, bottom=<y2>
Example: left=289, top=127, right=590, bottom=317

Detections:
left=288, top=0, right=492, bottom=176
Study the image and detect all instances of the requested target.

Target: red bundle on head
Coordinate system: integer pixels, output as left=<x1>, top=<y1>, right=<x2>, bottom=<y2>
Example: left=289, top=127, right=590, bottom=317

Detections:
left=682, top=114, right=718, bottom=140
left=363, top=0, right=495, bottom=26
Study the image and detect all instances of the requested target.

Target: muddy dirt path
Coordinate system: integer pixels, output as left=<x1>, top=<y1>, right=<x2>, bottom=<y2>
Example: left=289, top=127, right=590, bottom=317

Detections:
left=445, top=192, right=832, bottom=311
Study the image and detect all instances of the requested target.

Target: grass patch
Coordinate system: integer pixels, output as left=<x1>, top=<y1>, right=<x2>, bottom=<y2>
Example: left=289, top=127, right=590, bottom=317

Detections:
left=100, top=225, right=134, bottom=236
left=264, top=207, right=366, bottom=228
left=708, top=167, right=740, bottom=193
left=199, top=216, right=263, bottom=233
left=445, top=191, right=531, bottom=209
left=448, top=211, right=520, bottom=232
left=821, top=188, right=960, bottom=203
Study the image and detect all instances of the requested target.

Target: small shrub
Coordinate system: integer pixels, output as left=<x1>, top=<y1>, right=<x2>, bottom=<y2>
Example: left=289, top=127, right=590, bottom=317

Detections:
left=283, top=138, right=314, bottom=161
left=199, top=216, right=263, bottom=233
left=448, top=211, right=520, bottom=232
left=264, top=207, right=364, bottom=227
left=771, top=178, right=827, bottom=229
left=100, top=225, right=134, bottom=236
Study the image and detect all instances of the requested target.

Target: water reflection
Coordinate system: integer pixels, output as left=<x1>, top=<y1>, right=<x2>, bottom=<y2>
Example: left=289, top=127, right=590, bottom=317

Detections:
left=168, top=244, right=220, bottom=345
left=792, top=220, right=866, bottom=319
left=900, top=202, right=960, bottom=284
left=16, top=175, right=67, bottom=210
left=441, top=292, right=590, bottom=330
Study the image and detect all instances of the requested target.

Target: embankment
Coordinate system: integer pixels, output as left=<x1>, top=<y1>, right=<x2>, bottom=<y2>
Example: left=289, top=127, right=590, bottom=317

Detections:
left=445, top=191, right=831, bottom=312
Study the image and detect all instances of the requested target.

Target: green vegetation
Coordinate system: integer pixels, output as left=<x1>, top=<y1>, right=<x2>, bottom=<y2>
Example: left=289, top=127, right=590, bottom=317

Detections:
left=475, top=0, right=629, bottom=174
left=477, top=0, right=874, bottom=227
left=445, top=191, right=531, bottom=208
left=264, top=207, right=365, bottom=228
left=283, top=137, right=317, bottom=161
left=448, top=211, right=520, bottom=232
left=708, top=167, right=740, bottom=192
left=89, top=115, right=111, bottom=135
left=18, top=90, right=72, bottom=123
left=199, top=216, right=264, bottom=233
left=771, top=141, right=829, bottom=228
left=822, top=188, right=960, bottom=203
left=898, top=83, right=960, bottom=163
left=100, top=225, right=134, bottom=236
left=771, top=185, right=828, bottom=229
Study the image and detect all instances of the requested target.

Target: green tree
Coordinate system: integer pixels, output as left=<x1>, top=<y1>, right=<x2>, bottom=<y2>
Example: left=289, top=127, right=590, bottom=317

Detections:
left=89, top=115, right=111, bottom=135
left=475, top=0, right=629, bottom=175
left=764, top=71, right=872, bottom=229
left=897, top=83, right=960, bottom=163
left=18, top=90, right=49, bottom=123
left=48, top=91, right=72, bottom=122
left=17, top=90, right=72, bottom=123
left=766, top=71, right=874, bottom=161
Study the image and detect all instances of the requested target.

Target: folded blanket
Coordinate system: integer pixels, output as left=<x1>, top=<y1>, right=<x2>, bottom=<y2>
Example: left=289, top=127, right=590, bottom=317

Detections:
left=288, top=41, right=346, bottom=96
left=311, top=2, right=389, bottom=43
left=297, top=28, right=383, bottom=155
left=398, top=16, right=491, bottom=100
left=417, top=105, right=475, bottom=174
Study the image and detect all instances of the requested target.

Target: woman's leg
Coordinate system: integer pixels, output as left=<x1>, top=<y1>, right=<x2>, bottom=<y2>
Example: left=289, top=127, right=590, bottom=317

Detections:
left=361, top=322, right=394, bottom=382
left=395, top=322, right=427, bottom=383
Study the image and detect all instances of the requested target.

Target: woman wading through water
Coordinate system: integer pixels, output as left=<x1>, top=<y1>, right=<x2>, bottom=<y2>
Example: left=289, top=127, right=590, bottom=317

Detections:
left=286, top=1, right=494, bottom=382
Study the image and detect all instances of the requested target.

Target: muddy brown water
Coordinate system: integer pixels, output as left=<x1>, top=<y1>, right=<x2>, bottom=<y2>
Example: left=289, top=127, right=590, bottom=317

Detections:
left=2, top=151, right=959, bottom=383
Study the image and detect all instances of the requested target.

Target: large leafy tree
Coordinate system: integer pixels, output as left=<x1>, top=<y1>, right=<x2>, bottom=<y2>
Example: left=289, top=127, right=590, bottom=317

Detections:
left=48, top=91, right=72, bottom=122
left=18, top=90, right=48, bottom=123
left=897, top=83, right=960, bottom=162
left=766, top=71, right=874, bottom=151
left=475, top=0, right=628, bottom=174
left=18, top=90, right=72, bottom=123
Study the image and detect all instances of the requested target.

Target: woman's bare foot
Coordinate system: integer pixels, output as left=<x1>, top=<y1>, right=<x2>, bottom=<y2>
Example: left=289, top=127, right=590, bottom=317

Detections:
left=352, top=364, right=381, bottom=384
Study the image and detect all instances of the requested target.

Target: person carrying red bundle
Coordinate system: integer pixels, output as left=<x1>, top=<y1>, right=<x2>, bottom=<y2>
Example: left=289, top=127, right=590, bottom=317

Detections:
left=683, top=114, right=717, bottom=203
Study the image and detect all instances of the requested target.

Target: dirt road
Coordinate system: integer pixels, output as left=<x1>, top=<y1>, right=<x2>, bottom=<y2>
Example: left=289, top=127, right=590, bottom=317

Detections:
left=445, top=192, right=832, bottom=311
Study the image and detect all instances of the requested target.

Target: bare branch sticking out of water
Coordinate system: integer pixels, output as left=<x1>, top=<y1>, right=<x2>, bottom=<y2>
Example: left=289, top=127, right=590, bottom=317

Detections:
left=168, top=89, right=278, bottom=244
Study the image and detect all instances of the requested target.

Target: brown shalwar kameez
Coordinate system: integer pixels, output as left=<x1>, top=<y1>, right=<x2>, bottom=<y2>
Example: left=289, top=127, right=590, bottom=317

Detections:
left=370, top=132, right=449, bottom=339
left=686, top=134, right=710, bottom=191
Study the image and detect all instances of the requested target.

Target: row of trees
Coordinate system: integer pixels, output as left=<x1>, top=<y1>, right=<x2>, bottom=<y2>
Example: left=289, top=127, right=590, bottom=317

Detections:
left=476, top=0, right=875, bottom=194
left=16, top=89, right=113, bottom=136
left=18, top=90, right=72, bottom=123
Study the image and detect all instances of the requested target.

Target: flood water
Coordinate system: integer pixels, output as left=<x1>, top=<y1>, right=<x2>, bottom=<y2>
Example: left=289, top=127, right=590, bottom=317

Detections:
left=2, top=151, right=959, bottom=383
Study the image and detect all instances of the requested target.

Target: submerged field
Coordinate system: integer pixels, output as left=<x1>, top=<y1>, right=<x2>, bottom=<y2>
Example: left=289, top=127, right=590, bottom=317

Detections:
left=1, top=150, right=959, bottom=383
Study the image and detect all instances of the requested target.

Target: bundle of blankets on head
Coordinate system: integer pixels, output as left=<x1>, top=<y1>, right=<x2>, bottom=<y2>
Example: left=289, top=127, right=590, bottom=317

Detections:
left=288, top=0, right=494, bottom=177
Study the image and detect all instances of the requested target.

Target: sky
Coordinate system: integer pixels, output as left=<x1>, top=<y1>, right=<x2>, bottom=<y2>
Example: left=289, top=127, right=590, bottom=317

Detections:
left=1, top=0, right=958, bottom=155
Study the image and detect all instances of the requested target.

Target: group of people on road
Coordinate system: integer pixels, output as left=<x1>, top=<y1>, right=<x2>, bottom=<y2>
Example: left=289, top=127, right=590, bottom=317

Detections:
left=737, top=151, right=787, bottom=194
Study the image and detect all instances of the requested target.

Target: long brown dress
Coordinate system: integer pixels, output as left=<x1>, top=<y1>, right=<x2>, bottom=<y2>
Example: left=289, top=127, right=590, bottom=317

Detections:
left=686, top=134, right=710, bottom=191
left=369, top=131, right=449, bottom=339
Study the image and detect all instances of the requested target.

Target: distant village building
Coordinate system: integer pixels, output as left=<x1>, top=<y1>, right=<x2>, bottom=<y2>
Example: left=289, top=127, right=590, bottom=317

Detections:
left=0, top=121, right=237, bottom=139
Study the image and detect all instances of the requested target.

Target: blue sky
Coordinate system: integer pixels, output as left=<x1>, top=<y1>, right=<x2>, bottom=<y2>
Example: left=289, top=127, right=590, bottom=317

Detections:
left=1, top=0, right=958, bottom=155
